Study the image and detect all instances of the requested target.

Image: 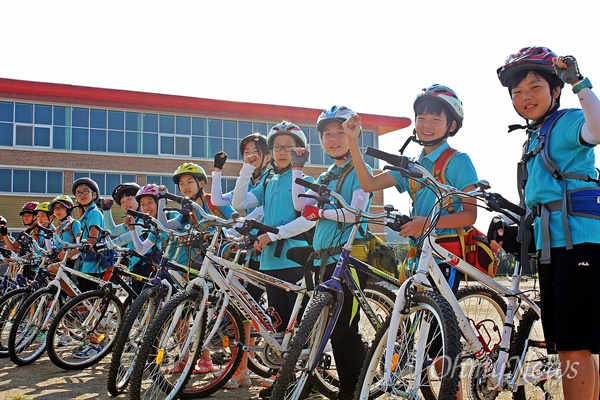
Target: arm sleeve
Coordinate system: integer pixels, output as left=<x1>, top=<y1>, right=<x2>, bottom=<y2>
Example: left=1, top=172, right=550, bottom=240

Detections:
left=321, top=188, right=370, bottom=222
left=210, top=171, right=234, bottom=206
left=157, top=198, right=183, bottom=229
left=266, top=217, right=316, bottom=241
left=129, top=229, right=155, bottom=255
left=232, top=163, right=260, bottom=210
left=291, top=169, right=318, bottom=211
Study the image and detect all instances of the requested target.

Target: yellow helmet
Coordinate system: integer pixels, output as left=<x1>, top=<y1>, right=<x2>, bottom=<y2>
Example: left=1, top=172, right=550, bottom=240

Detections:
left=49, top=195, right=75, bottom=213
left=34, top=202, right=51, bottom=214
left=172, top=162, right=207, bottom=184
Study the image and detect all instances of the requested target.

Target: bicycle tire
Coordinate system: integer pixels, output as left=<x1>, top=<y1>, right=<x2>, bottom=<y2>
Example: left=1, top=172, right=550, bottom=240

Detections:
left=271, top=291, right=335, bottom=400
left=8, top=285, right=59, bottom=366
left=45, top=289, right=124, bottom=370
left=310, top=281, right=397, bottom=398
left=107, top=285, right=161, bottom=396
left=0, top=287, right=31, bottom=357
left=512, top=308, right=563, bottom=400
left=129, top=287, right=207, bottom=400
left=354, top=290, right=462, bottom=400
left=179, top=302, right=245, bottom=398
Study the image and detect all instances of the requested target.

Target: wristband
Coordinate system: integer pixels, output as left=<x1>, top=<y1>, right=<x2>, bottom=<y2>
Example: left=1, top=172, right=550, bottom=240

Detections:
left=572, top=77, right=592, bottom=94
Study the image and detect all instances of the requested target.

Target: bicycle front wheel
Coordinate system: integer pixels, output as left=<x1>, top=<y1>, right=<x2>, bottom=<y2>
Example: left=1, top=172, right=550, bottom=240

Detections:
left=271, top=291, right=335, bottom=400
left=107, top=286, right=161, bottom=396
left=355, top=290, right=462, bottom=400
left=8, top=286, right=60, bottom=366
left=129, top=287, right=207, bottom=400
left=46, top=289, right=124, bottom=370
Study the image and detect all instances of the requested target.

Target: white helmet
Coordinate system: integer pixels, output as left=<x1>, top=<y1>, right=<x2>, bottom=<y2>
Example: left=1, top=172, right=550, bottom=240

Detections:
left=267, top=121, right=307, bottom=148
left=316, top=105, right=355, bottom=133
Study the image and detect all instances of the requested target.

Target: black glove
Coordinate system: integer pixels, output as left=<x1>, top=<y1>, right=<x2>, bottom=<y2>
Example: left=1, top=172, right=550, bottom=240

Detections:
left=487, top=216, right=505, bottom=243
left=97, top=197, right=114, bottom=211
left=0, top=225, right=7, bottom=236
left=553, top=55, right=583, bottom=84
left=290, top=149, right=309, bottom=168
left=213, top=151, right=228, bottom=169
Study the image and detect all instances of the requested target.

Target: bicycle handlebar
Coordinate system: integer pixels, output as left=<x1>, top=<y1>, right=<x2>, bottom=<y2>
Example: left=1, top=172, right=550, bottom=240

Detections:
left=126, top=209, right=190, bottom=238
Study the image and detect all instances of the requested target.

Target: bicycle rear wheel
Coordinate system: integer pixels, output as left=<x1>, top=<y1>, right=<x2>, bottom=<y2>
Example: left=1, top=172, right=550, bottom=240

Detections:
left=512, top=308, right=563, bottom=400
left=107, top=286, right=161, bottom=396
left=129, top=287, right=207, bottom=400
left=355, top=290, right=462, bottom=400
left=8, top=286, right=59, bottom=366
left=46, top=289, right=124, bottom=370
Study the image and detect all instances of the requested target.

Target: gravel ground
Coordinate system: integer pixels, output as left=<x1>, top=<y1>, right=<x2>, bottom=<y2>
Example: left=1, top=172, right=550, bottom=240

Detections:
left=0, top=354, right=270, bottom=400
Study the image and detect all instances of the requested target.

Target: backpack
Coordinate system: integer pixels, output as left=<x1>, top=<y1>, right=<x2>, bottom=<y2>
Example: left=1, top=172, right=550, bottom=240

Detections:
left=408, top=147, right=498, bottom=279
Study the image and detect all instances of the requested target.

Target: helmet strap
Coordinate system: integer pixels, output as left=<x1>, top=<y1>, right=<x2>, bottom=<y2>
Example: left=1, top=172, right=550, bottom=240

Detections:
left=328, top=149, right=351, bottom=161
left=270, top=159, right=291, bottom=175
left=399, top=129, right=449, bottom=154
left=509, top=100, right=561, bottom=132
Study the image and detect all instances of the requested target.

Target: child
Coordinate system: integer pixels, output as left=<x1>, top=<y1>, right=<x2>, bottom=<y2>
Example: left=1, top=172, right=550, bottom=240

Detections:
left=232, top=121, right=315, bottom=398
left=495, top=46, right=600, bottom=399
left=345, top=85, right=478, bottom=293
left=158, top=162, right=236, bottom=374
left=48, top=195, right=81, bottom=265
left=210, top=133, right=272, bottom=389
left=71, top=177, right=105, bottom=293
left=290, top=105, right=373, bottom=400
left=0, top=202, right=39, bottom=257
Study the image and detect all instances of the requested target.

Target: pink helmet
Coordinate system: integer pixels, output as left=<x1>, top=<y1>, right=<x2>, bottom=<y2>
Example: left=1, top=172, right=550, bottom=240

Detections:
left=19, top=202, right=39, bottom=216
left=135, top=184, right=160, bottom=202
left=497, top=46, right=559, bottom=87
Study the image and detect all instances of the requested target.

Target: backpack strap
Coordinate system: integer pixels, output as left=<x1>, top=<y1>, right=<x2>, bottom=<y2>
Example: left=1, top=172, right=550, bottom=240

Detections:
left=204, top=194, right=225, bottom=219
left=409, top=148, right=459, bottom=201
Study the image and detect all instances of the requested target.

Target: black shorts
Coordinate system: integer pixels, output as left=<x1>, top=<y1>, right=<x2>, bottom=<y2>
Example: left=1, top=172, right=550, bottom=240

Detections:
left=538, top=242, right=600, bottom=353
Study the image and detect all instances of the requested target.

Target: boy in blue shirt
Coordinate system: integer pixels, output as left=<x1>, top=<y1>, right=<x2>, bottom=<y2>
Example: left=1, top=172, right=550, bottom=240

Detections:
left=495, top=46, right=600, bottom=399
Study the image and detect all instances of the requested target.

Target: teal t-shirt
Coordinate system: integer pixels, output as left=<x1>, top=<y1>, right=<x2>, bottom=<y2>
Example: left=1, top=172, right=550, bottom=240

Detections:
left=250, top=168, right=314, bottom=271
left=79, top=203, right=105, bottom=274
left=56, top=218, right=81, bottom=249
left=524, top=109, right=600, bottom=249
left=312, top=159, right=372, bottom=265
left=388, top=141, right=479, bottom=238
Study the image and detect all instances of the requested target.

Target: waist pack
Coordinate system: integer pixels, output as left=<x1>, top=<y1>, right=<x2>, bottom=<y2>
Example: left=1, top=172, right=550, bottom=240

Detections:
left=351, top=232, right=401, bottom=279
left=437, top=226, right=498, bottom=279
left=567, top=187, right=600, bottom=219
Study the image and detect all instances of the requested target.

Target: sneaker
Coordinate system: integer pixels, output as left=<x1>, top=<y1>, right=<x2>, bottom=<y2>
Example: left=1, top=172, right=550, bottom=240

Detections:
left=165, top=360, right=187, bottom=374
left=193, top=359, right=214, bottom=374
left=224, top=369, right=252, bottom=389
left=57, top=332, right=72, bottom=347
left=260, top=374, right=277, bottom=388
left=73, top=344, right=102, bottom=359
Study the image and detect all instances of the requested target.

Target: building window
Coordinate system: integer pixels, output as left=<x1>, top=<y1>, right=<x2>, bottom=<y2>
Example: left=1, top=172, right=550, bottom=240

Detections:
left=0, top=168, right=63, bottom=194
left=73, top=172, right=136, bottom=196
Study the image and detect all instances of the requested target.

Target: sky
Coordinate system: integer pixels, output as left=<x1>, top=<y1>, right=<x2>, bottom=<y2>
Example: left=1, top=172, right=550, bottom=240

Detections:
left=1, top=0, right=599, bottom=232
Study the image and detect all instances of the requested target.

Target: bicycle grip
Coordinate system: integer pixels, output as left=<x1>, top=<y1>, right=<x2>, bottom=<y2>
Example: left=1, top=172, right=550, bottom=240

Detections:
left=161, top=192, right=188, bottom=205
left=246, top=219, right=279, bottom=235
left=493, top=193, right=526, bottom=217
left=365, top=146, right=410, bottom=168
left=127, top=209, right=152, bottom=222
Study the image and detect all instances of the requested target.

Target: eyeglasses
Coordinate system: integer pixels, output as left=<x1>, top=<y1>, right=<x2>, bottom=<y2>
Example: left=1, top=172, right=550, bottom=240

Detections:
left=75, top=189, right=92, bottom=196
left=271, top=145, right=294, bottom=152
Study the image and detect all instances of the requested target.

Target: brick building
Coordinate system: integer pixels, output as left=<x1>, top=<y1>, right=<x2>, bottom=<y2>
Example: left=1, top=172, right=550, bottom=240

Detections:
left=0, top=77, right=411, bottom=234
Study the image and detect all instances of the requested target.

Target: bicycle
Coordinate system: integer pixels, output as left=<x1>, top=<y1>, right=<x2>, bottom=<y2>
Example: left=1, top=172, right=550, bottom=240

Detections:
left=355, top=146, right=562, bottom=400
left=44, top=226, right=144, bottom=370
left=106, top=208, right=194, bottom=396
left=269, top=177, right=461, bottom=400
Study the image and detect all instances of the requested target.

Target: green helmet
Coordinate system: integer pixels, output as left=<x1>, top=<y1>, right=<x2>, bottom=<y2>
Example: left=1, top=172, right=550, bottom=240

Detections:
left=172, top=162, right=207, bottom=184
